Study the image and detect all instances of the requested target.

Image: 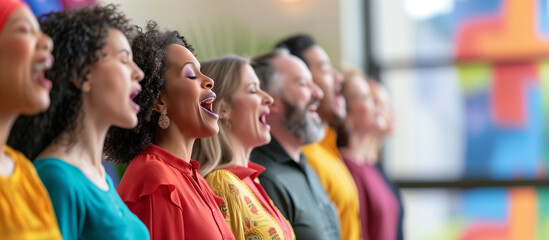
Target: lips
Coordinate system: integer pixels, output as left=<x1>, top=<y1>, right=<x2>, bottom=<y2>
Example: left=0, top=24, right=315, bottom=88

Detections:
left=308, top=102, right=319, bottom=112
left=129, top=86, right=142, bottom=112
left=200, top=91, right=219, bottom=119
left=130, top=86, right=141, bottom=100
left=32, top=55, right=54, bottom=91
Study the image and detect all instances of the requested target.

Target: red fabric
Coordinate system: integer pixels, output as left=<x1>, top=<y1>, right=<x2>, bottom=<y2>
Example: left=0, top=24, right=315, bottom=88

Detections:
left=0, top=0, right=27, bottom=34
left=343, top=157, right=399, bottom=240
left=225, top=162, right=294, bottom=240
left=117, top=144, right=235, bottom=240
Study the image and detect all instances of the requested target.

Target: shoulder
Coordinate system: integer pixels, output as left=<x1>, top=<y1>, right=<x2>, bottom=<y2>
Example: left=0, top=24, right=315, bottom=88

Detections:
left=250, top=147, right=274, bottom=164
left=301, top=143, right=328, bottom=166
left=206, top=169, right=238, bottom=186
left=250, top=154, right=280, bottom=176
left=301, top=142, right=321, bottom=156
left=206, top=169, right=245, bottom=195
left=5, top=146, right=35, bottom=174
left=33, top=159, right=81, bottom=199
left=117, top=153, right=182, bottom=204
left=5, top=145, right=29, bottom=163
left=120, top=153, right=175, bottom=186
left=34, top=159, right=79, bottom=185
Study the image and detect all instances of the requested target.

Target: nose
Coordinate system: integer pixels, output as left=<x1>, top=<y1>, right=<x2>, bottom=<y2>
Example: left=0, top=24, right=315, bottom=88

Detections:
left=132, top=62, right=145, bottom=82
left=38, top=32, right=53, bottom=53
left=202, top=75, right=214, bottom=89
left=262, top=91, right=274, bottom=106
left=311, top=82, right=324, bottom=100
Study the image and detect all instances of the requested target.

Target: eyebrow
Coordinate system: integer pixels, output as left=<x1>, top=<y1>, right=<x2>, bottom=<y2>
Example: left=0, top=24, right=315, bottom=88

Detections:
left=181, top=61, right=195, bottom=70
left=118, top=49, right=131, bottom=57
left=119, top=49, right=130, bottom=55
left=7, top=17, right=35, bottom=29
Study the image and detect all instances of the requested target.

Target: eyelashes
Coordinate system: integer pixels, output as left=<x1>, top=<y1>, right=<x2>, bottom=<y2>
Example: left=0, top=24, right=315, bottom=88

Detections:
left=184, top=66, right=197, bottom=79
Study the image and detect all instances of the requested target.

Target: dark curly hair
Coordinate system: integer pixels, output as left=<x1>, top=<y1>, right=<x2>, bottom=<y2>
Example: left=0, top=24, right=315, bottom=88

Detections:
left=7, top=4, right=135, bottom=160
left=103, top=21, right=195, bottom=165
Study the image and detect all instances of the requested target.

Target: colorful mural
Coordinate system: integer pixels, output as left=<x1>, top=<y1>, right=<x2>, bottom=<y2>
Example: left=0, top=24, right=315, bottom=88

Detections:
left=377, top=0, right=549, bottom=239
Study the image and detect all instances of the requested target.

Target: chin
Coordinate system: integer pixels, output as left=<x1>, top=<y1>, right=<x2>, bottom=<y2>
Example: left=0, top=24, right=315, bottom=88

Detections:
left=202, top=124, right=219, bottom=138
left=22, top=96, right=50, bottom=115
left=116, top=115, right=139, bottom=129
left=259, top=135, right=271, bottom=145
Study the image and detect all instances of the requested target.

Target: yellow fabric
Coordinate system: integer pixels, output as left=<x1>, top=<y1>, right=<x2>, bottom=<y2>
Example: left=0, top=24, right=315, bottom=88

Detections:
left=302, top=127, right=362, bottom=240
left=206, top=169, right=295, bottom=240
left=0, top=146, right=62, bottom=240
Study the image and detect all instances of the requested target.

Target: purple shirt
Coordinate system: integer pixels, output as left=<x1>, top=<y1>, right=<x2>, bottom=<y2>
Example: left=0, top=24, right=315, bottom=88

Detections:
left=343, top=156, right=399, bottom=240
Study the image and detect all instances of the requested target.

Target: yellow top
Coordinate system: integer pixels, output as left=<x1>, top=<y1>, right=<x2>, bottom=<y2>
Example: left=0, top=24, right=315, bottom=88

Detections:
left=0, top=146, right=62, bottom=240
left=206, top=165, right=295, bottom=240
left=302, top=126, right=362, bottom=240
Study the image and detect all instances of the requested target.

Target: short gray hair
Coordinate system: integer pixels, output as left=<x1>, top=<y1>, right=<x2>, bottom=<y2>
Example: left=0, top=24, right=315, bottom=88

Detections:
left=251, top=48, right=289, bottom=93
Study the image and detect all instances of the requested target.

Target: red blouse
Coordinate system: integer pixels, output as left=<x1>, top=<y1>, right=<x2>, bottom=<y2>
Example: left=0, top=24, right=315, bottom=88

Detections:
left=117, top=144, right=235, bottom=240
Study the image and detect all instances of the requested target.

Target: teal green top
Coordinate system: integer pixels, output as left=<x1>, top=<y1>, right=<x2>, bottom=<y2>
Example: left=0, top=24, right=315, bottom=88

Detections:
left=34, top=158, right=149, bottom=240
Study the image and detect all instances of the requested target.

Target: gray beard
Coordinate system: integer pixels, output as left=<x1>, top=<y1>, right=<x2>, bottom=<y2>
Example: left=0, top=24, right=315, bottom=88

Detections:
left=280, top=96, right=325, bottom=144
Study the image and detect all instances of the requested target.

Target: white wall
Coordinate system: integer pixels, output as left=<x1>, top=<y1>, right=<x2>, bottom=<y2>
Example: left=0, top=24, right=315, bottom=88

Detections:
left=102, top=0, right=365, bottom=67
left=340, top=0, right=366, bottom=72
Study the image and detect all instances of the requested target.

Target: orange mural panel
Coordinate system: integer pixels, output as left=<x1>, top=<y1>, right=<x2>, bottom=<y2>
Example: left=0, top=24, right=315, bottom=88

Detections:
left=456, top=0, right=549, bottom=61
left=508, top=188, right=537, bottom=240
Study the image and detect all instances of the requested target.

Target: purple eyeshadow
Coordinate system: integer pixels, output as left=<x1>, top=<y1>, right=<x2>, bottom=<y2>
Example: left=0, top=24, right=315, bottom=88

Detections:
left=184, top=66, right=196, bottom=77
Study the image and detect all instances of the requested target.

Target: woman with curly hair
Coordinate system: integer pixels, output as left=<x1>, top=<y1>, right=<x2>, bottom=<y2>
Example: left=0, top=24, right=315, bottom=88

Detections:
left=7, top=4, right=148, bottom=240
left=192, top=55, right=295, bottom=240
left=0, top=0, right=60, bottom=239
left=104, top=21, right=235, bottom=240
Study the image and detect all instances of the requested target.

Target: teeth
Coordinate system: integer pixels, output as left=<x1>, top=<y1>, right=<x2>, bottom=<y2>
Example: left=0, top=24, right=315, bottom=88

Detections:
left=33, top=60, right=53, bottom=72
left=201, top=97, right=215, bottom=104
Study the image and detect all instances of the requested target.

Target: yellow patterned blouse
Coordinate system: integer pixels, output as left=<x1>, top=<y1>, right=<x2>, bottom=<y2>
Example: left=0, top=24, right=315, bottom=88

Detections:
left=206, top=163, right=295, bottom=240
left=302, top=126, right=362, bottom=240
left=0, top=146, right=62, bottom=240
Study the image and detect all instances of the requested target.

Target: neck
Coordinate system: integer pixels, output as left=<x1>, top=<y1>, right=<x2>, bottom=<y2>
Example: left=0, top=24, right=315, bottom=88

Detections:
left=268, top=115, right=303, bottom=162
left=226, top=134, right=251, bottom=167
left=0, top=113, right=17, bottom=148
left=341, top=130, right=380, bottom=164
left=38, top=110, right=109, bottom=176
left=0, top=113, right=17, bottom=175
left=154, top=126, right=194, bottom=162
left=271, top=130, right=303, bottom=162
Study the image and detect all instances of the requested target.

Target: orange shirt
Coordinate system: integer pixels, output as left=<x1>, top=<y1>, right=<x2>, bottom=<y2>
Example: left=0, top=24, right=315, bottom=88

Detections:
left=0, top=146, right=62, bottom=240
left=117, top=144, right=235, bottom=240
left=302, top=127, right=362, bottom=240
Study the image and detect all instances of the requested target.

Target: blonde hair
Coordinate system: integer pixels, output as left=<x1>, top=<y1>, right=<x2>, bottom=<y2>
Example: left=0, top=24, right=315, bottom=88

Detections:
left=192, top=55, right=248, bottom=175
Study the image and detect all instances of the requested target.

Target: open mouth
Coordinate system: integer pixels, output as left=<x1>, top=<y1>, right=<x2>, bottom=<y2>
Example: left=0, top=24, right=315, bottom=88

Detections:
left=308, top=103, right=318, bottom=112
left=130, top=87, right=141, bottom=100
left=32, top=55, right=54, bottom=90
left=259, top=111, right=270, bottom=128
left=129, top=86, right=142, bottom=112
left=200, top=91, right=219, bottom=119
left=307, top=102, right=321, bottom=119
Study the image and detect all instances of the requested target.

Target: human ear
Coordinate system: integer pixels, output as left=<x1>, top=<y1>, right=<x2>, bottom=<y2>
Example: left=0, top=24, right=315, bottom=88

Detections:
left=78, top=67, right=92, bottom=93
left=153, top=92, right=168, bottom=113
left=217, top=100, right=231, bottom=120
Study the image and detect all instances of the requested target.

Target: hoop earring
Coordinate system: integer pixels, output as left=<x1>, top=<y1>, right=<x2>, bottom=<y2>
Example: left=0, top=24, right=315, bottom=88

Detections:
left=158, top=109, right=170, bottom=129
